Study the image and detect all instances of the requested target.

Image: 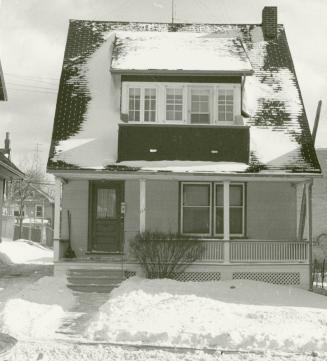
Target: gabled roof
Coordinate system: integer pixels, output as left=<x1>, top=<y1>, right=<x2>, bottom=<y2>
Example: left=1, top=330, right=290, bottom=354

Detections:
left=47, top=20, right=320, bottom=175
left=0, top=153, right=24, bottom=179
left=0, top=60, right=7, bottom=101
left=111, top=32, right=253, bottom=75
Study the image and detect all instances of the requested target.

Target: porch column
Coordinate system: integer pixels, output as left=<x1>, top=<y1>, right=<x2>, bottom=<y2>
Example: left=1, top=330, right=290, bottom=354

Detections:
left=53, top=177, right=62, bottom=262
left=139, top=179, right=146, bottom=233
left=306, top=181, right=313, bottom=291
left=223, top=180, right=230, bottom=263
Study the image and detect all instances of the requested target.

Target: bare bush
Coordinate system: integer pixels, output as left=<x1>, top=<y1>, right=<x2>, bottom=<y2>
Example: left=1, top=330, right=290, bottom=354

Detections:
left=129, top=231, right=204, bottom=279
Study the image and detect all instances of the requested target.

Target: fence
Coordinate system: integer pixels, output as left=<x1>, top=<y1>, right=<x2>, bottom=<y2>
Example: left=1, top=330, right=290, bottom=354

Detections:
left=13, top=224, right=53, bottom=247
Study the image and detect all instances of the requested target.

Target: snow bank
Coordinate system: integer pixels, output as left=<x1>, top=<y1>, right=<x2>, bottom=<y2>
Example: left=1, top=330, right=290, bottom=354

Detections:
left=86, top=277, right=327, bottom=353
left=0, top=239, right=53, bottom=265
left=1, top=299, right=65, bottom=339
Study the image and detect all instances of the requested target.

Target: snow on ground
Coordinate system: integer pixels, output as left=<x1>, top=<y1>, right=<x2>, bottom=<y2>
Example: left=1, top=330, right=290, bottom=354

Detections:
left=0, top=276, right=76, bottom=340
left=11, top=341, right=326, bottom=361
left=0, top=239, right=53, bottom=265
left=86, top=277, right=327, bottom=353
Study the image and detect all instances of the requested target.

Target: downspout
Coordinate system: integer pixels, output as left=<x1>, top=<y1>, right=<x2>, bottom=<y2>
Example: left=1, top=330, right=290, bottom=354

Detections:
left=308, top=181, right=313, bottom=291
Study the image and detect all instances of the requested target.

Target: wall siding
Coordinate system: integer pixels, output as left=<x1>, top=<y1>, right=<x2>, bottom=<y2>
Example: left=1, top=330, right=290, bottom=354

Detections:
left=61, top=180, right=89, bottom=257
left=247, top=182, right=297, bottom=240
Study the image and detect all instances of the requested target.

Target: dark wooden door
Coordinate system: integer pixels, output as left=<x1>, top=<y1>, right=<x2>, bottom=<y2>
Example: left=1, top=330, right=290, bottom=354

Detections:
left=90, top=182, right=124, bottom=253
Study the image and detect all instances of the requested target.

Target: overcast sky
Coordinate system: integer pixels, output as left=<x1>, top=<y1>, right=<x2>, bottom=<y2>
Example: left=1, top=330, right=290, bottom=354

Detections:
left=0, top=0, right=326, bottom=170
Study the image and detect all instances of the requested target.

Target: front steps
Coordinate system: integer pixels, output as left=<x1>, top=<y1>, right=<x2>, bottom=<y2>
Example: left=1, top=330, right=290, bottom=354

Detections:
left=67, top=268, right=125, bottom=293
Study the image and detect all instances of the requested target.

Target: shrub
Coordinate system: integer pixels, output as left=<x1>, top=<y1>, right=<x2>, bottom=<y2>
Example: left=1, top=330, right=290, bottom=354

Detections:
left=129, top=231, right=204, bottom=279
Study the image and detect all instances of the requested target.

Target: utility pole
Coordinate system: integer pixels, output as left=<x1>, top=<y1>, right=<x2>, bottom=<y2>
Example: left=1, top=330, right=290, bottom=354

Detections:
left=172, top=0, right=175, bottom=24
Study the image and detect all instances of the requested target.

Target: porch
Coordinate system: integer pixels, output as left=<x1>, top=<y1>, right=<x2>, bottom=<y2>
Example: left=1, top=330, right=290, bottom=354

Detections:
left=52, top=173, right=313, bottom=288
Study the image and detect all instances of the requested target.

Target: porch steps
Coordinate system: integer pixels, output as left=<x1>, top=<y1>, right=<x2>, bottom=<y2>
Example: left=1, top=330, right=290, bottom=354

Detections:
left=66, top=268, right=125, bottom=293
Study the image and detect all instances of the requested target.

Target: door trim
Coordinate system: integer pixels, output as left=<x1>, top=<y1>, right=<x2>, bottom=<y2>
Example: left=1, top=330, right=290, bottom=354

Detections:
left=88, top=180, right=125, bottom=253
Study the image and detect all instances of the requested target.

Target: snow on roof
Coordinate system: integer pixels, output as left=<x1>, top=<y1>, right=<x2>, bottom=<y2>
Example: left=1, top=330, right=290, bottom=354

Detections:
left=111, top=31, right=253, bottom=74
left=47, top=21, right=320, bottom=174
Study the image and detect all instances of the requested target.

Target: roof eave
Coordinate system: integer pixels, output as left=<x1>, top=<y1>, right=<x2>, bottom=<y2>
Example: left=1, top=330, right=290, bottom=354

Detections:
left=110, top=68, right=254, bottom=76
left=0, top=160, right=24, bottom=179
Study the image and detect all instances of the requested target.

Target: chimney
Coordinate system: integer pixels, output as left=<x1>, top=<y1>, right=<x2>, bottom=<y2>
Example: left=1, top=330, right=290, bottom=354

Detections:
left=4, top=132, right=10, bottom=159
left=262, top=6, right=278, bottom=39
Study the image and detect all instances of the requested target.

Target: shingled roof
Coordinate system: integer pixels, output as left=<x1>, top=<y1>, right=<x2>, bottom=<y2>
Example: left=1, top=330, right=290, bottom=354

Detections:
left=47, top=19, right=321, bottom=175
left=0, top=60, right=7, bottom=101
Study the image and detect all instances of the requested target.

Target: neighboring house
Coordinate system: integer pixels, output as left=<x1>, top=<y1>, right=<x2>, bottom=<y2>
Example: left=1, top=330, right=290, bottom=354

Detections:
left=0, top=59, right=7, bottom=101
left=0, top=135, right=24, bottom=241
left=48, top=7, right=321, bottom=289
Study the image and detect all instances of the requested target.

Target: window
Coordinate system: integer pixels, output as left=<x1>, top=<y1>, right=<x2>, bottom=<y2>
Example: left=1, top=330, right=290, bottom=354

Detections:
left=218, top=89, right=234, bottom=122
left=181, top=182, right=245, bottom=237
left=97, top=189, right=116, bottom=219
left=128, top=88, right=141, bottom=121
left=214, top=184, right=244, bottom=235
left=166, top=87, right=183, bottom=121
left=35, top=205, right=44, bottom=218
left=190, top=88, right=210, bottom=124
left=182, top=183, right=211, bottom=235
left=123, top=82, right=239, bottom=125
left=127, top=87, right=156, bottom=122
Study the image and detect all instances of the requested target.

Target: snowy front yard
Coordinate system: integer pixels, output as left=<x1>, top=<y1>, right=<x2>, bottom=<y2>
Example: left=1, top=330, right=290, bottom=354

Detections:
left=86, top=277, right=327, bottom=354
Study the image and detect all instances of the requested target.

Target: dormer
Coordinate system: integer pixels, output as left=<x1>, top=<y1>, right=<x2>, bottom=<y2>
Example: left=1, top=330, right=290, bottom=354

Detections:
left=111, top=31, right=253, bottom=127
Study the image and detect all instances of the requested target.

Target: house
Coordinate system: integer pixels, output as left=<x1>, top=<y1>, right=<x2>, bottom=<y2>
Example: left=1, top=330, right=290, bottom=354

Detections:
left=47, top=7, right=321, bottom=290
left=0, top=59, right=7, bottom=101
left=0, top=134, right=24, bottom=241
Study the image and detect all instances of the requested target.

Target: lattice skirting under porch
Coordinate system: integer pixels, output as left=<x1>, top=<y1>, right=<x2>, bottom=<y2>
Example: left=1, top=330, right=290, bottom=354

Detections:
left=232, top=272, right=300, bottom=285
left=125, top=271, right=221, bottom=282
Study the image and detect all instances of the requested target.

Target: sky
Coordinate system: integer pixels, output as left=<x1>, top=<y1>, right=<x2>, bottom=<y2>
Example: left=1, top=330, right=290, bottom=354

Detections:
left=0, top=0, right=326, bottom=171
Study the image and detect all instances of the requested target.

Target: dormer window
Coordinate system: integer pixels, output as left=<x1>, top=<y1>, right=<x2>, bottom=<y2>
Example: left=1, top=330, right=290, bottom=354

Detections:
left=122, top=82, right=241, bottom=125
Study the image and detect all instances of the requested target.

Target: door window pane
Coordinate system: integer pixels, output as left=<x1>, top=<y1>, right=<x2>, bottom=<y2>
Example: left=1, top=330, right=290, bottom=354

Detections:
left=166, top=88, right=183, bottom=121
left=190, top=89, right=210, bottom=124
left=97, top=189, right=116, bottom=219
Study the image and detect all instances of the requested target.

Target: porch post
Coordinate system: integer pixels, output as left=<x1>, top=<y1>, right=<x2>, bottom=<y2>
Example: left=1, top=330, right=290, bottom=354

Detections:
left=223, top=180, right=230, bottom=262
left=306, top=181, right=313, bottom=291
left=140, top=179, right=146, bottom=233
left=53, top=177, right=62, bottom=262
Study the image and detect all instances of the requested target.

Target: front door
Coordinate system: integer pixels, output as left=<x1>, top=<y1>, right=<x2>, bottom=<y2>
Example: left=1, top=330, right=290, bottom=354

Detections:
left=90, top=181, right=124, bottom=253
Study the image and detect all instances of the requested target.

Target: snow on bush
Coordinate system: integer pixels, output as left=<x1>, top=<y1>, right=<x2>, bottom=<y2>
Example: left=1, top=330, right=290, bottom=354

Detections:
left=0, top=239, right=53, bottom=265
left=1, top=299, right=65, bottom=339
left=86, top=277, right=327, bottom=353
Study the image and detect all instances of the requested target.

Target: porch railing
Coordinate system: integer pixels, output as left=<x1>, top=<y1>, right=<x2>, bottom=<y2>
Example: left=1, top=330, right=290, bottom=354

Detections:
left=229, top=240, right=308, bottom=263
left=199, top=240, right=224, bottom=262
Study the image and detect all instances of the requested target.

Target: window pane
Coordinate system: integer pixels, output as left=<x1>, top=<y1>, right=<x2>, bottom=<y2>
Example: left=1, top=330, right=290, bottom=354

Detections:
left=166, top=88, right=183, bottom=121
left=191, top=89, right=210, bottom=124
left=215, top=207, right=224, bottom=234
left=183, top=208, right=210, bottom=233
left=128, top=88, right=141, bottom=122
left=217, top=89, right=234, bottom=122
left=230, top=208, right=243, bottom=234
left=230, top=185, right=243, bottom=206
left=144, top=88, right=156, bottom=122
left=97, top=189, right=116, bottom=219
left=183, top=185, right=209, bottom=206
left=215, top=184, right=223, bottom=206
left=190, top=114, right=210, bottom=124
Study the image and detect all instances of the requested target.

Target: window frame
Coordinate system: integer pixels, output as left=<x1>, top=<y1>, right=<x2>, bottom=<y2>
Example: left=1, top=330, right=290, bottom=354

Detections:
left=213, top=182, right=245, bottom=237
left=122, top=82, right=241, bottom=125
left=180, top=182, right=212, bottom=236
left=35, top=204, right=44, bottom=218
left=180, top=181, right=245, bottom=238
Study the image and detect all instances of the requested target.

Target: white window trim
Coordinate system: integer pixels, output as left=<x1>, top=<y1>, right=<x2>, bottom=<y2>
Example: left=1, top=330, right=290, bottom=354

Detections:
left=35, top=204, right=44, bottom=218
left=213, top=182, right=245, bottom=237
left=180, top=182, right=212, bottom=237
left=122, top=82, right=241, bottom=125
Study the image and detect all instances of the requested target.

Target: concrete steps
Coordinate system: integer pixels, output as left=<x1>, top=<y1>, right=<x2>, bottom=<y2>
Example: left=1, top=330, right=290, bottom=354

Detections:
left=66, top=268, right=125, bottom=293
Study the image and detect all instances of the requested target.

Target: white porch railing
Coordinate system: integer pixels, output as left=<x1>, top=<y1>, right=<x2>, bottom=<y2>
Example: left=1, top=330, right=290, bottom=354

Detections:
left=229, top=240, right=308, bottom=263
left=199, top=240, right=224, bottom=262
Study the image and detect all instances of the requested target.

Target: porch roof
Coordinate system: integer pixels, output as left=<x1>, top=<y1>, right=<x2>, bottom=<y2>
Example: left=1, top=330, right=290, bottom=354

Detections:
left=47, top=20, right=321, bottom=175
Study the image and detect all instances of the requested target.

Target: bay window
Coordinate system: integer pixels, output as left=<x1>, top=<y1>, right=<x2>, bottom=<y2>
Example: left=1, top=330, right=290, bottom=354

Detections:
left=181, top=182, right=245, bottom=237
left=122, top=82, right=240, bottom=124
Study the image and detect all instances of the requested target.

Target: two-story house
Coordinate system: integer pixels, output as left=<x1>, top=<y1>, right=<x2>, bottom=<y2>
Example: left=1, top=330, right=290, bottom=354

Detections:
left=48, top=7, right=321, bottom=290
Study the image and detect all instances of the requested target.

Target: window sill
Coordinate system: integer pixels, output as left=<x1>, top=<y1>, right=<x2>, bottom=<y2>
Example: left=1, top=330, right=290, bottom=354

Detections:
left=119, top=122, right=250, bottom=129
